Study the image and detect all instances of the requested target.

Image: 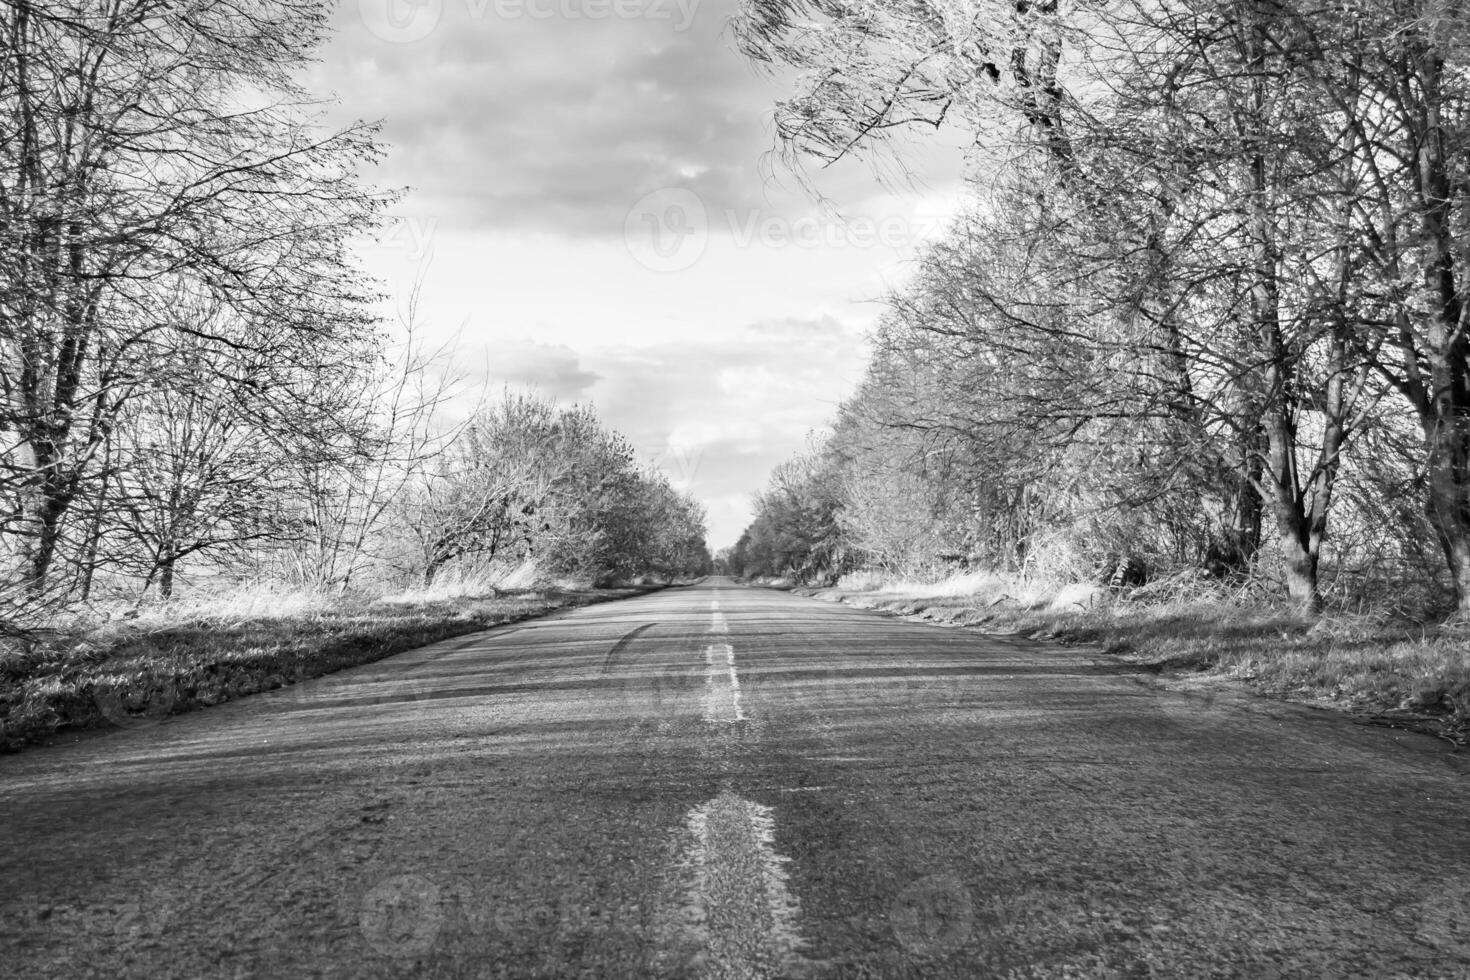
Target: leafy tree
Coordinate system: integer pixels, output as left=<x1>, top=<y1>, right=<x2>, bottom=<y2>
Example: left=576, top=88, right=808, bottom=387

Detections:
left=398, top=392, right=709, bottom=586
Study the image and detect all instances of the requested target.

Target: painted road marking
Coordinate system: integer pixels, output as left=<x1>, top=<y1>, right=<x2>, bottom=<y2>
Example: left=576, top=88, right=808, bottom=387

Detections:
left=703, top=602, right=741, bottom=722
left=656, top=790, right=807, bottom=978
left=703, top=643, right=743, bottom=723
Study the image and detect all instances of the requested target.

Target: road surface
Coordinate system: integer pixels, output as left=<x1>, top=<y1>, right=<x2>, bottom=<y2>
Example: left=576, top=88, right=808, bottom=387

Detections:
left=3, top=577, right=1469, bottom=978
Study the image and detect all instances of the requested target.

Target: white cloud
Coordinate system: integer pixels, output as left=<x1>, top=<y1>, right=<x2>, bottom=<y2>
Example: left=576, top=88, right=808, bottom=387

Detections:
left=316, top=0, right=969, bottom=550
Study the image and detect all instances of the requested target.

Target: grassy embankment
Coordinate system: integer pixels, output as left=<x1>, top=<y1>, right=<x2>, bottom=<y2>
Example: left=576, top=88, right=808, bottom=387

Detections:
left=792, top=570, right=1470, bottom=745
left=0, top=576, right=662, bottom=753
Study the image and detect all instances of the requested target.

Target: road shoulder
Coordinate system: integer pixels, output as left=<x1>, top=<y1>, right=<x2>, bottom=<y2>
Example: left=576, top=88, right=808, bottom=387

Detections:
left=780, top=581, right=1470, bottom=761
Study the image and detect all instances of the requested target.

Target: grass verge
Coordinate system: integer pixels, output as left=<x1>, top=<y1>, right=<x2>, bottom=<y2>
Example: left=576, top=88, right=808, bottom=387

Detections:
left=797, top=571, right=1470, bottom=746
left=0, top=583, right=662, bottom=753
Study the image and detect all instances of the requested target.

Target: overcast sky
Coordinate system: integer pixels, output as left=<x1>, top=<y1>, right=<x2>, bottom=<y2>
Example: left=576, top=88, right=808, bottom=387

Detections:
left=313, top=0, right=968, bottom=549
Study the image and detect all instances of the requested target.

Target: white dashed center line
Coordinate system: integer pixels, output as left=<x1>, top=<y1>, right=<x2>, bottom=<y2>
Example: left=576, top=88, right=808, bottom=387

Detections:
left=703, top=643, right=743, bottom=723
left=703, top=603, right=741, bottom=723
left=653, top=594, right=811, bottom=978
left=655, top=790, right=808, bottom=979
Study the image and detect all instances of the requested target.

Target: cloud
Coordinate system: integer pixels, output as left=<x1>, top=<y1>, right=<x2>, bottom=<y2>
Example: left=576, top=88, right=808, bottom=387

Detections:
left=435, top=318, right=859, bottom=546
left=320, top=0, right=798, bottom=236
left=467, top=339, right=602, bottom=400
left=743, top=314, right=853, bottom=342
left=316, top=1, right=971, bottom=550
left=574, top=314, right=868, bottom=544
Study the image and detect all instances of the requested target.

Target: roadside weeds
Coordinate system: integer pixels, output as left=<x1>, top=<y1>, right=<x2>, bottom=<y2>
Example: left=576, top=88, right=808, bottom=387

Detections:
left=789, top=578, right=1470, bottom=747
left=0, top=584, right=666, bottom=753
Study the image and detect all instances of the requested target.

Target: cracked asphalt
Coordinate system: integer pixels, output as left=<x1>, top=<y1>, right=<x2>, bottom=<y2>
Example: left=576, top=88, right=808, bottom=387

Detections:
left=2, top=576, right=1469, bottom=979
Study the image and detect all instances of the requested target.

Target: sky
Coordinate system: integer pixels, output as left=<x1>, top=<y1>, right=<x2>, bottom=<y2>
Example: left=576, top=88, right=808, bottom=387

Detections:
left=312, top=0, right=969, bottom=549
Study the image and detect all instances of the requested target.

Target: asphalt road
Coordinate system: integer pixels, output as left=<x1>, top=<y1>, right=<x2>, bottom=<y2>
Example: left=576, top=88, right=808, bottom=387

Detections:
left=3, top=577, right=1469, bottom=979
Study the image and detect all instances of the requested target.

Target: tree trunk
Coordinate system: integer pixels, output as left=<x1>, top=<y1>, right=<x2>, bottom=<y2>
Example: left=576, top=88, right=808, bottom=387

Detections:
left=1241, top=3, right=1322, bottom=617
left=1234, top=447, right=1265, bottom=560
left=24, top=497, right=67, bottom=594
left=17, top=456, right=75, bottom=596
left=1278, top=520, right=1320, bottom=615
left=423, top=550, right=449, bottom=587
left=1262, top=405, right=1322, bottom=615
left=1404, top=43, right=1470, bottom=615
left=1209, top=432, right=1265, bottom=576
left=158, top=557, right=176, bottom=600
left=77, top=443, right=112, bottom=602
left=1445, top=535, right=1470, bottom=617
left=1424, top=415, right=1470, bottom=615
left=1436, top=521, right=1470, bottom=616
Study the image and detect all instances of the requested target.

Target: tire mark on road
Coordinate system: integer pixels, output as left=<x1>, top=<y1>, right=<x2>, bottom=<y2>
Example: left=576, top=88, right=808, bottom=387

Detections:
left=602, top=623, right=658, bottom=673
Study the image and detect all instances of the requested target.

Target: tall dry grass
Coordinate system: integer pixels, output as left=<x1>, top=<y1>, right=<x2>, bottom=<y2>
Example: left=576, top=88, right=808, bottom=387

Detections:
left=817, top=567, right=1470, bottom=742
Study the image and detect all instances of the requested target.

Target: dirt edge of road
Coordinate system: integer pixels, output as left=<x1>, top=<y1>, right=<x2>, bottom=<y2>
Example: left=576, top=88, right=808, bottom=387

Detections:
left=2, top=582, right=689, bottom=755
left=783, top=582, right=1470, bottom=754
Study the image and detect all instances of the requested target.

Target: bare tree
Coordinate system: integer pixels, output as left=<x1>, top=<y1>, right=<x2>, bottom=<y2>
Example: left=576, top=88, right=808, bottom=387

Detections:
left=732, top=0, right=1395, bottom=612
left=1295, top=0, right=1470, bottom=613
left=0, top=1, right=387, bottom=595
left=110, top=354, right=285, bottom=599
left=282, top=295, right=465, bottom=593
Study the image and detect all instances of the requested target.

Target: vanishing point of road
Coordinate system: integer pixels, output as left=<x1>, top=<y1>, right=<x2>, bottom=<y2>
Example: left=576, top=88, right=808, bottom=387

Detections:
left=3, top=577, right=1468, bottom=978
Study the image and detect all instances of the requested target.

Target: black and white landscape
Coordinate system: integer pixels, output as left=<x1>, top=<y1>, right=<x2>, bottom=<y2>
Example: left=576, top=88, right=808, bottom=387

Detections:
left=2, top=1, right=1469, bottom=977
